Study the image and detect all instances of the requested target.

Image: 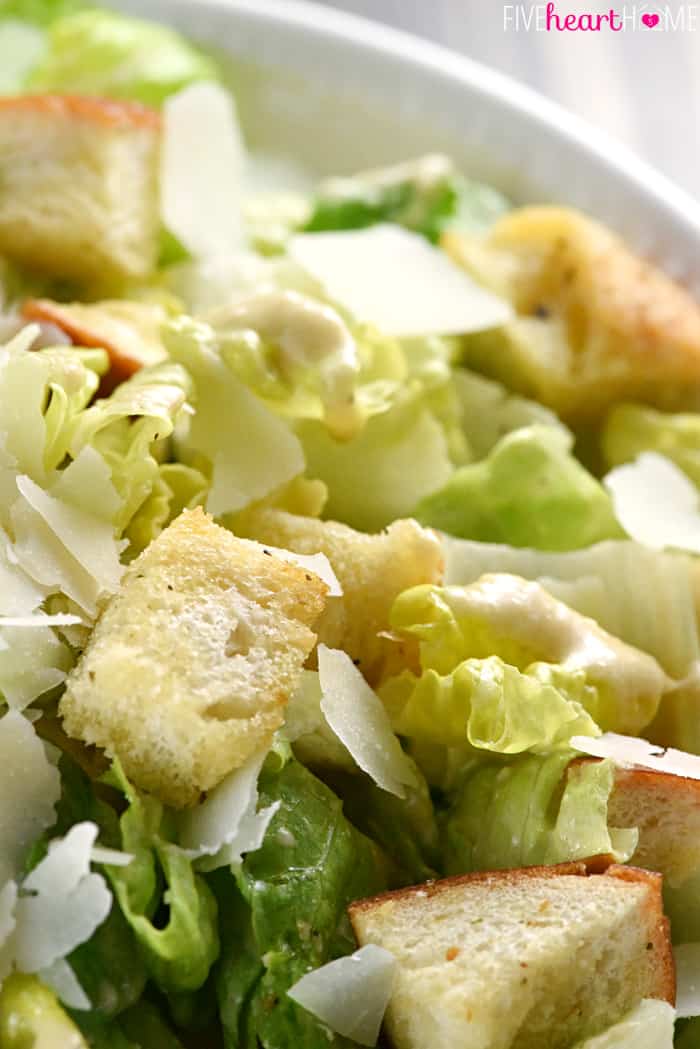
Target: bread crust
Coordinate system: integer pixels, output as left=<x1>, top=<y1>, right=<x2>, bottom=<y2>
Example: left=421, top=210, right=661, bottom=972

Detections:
left=0, top=93, right=161, bottom=129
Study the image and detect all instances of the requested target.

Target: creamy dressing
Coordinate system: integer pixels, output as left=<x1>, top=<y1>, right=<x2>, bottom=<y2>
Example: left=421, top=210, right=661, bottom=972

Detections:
left=209, top=289, right=362, bottom=439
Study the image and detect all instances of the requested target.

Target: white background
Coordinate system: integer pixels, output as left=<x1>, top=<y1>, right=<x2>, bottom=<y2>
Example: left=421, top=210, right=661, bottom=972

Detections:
left=317, top=0, right=700, bottom=198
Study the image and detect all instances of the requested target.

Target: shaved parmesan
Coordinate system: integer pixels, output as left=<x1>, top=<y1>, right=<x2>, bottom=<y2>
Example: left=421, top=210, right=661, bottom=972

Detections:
left=288, top=944, right=397, bottom=1046
left=675, top=943, right=700, bottom=1018
left=0, top=529, right=46, bottom=617
left=179, top=747, right=278, bottom=870
left=0, top=622, right=71, bottom=708
left=605, top=452, right=700, bottom=554
left=24, top=823, right=97, bottom=897
left=39, top=958, right=90, bottom=1011
left=13, top=870, right=111, bottom=973
left=317, top=645, right=418, bottom=798
left=0, top=712, right=60, bottom=886
left=0, top=614, right=82, bottom=627
left=289, top=224, right=512, bottom=338
left=262, top=545, right=342, bottom=596
left=162, top=82, right=247, bottom=259
left=11, top=475, right=124, bottom=615
left=571, top=732, right=700, bottom=779
left=89, top=846, right=134, bottom=868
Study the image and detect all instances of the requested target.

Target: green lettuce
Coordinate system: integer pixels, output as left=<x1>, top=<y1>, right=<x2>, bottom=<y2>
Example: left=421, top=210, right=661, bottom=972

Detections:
left=323, top=759, right=441, bottom=885
left=304, top=156, right=510, bottom=241
left=298, top=392, right=454, bottom=532
left=68, top=361, right=194, bottom=551
left=442, top=536, right=700, bottom=679
left=444, top=751, right=638, bottom=874
left=28, top=8, right=219, bottom=105
left=415, top=424, right=622, bottom=549
left=164, top=316, right=306, bottom=517
left=603, top=403, right=700, bottom=487
left=452, top=367, right=569, bottom=460
left=102, top=760, right=219, bottom=995
left=380, top=655, right=599, bottom=751
left=676, top=1017, right=700, bottom=1048
left=389, top=578, right=667, bottom=735
left=214, top=759, right=387, bottom=1049
left=0, top=0, right=85, bottom=26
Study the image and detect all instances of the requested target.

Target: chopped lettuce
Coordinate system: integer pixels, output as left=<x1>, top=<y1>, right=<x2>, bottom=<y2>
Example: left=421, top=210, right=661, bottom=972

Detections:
left=0, top=18, right=46, bottom=92
left=380, top=655, right=599, bottom=751
left=298, top=394, right=453, bottom=532
left=603, top=402, right=700, bottom=486
left=28, top=8, right=219, bottom=105
left=323, top=761, right=441, bottom=885
left=442, top=536, right=700, bottom=678
left=103, top=761, right=219, bottom=994
left=452, top=367, right=569, bottom=460
left=214, top=758, right=387, bottom=1049
left=164, top=316, right=305, bottom=517
left=304, top=155, right=510, bottom=241
left=444, top=751, right=638, bottom=874
left=416, top=424, right=622, bottom=549
left=389, top=577, right=667, bottom=734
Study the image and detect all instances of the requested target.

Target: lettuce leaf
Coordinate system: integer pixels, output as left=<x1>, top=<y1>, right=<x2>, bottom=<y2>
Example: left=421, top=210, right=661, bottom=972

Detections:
left=389, top=577, right=666, bottom=734
left=380, top=655, right=599, bottom=751
left=214, top=759, right=387, bottom=1049
left=28, top=8, right=219, bottom=105
left=452, top=367, right=569, bottom=460
left=416, top=424, right=622, bottom=549
left=298, top=393, right=453, bottom=532
left=304, top=155, right=510, bottom=241
left=102, top=760, right=219, bottom=994
left=444, top=751, right=638, bottom=874
left=164, top=316, right=305, bottom=517
left=0, top=973, right=89, bottom=1049
left=603, top=403, right=700, bottom=487
left=442, top=536, right=700, bottom=678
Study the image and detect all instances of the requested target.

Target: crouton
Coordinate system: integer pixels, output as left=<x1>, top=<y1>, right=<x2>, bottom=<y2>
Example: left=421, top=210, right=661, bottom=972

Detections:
left=0, top=94, right=160, bottom=288
left=22, top=298, right=168, bottom=386
left=350, top=863, right=674, bottom=1049
left=444, top=206, right=700, bottom=422
left=59, top=507, right=327, bottom=808
left=233, top=509, right=443, bottom=683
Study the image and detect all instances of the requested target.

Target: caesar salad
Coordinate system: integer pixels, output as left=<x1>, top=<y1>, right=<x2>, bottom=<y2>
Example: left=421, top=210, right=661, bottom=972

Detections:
left=1, top=4, right=700, bottom=1048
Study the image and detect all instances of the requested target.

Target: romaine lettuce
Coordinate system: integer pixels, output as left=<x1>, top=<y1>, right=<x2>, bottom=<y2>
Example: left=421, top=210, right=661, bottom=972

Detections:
left=442, top=536, right=700, bottom=678
left=164, top=316, right=305, bottom=517
left=304, top=155, right=510, bottom=242
left=444, top=751, right=638, bottom=874
left=389, top=577, right=666, bottom=734
left=214, top=759, right=387, bottom=1049
left=603, top=403, right=700, bottom=487
left=28, top=8, right=219, bottom=105
left=380, top=655, right=599, bottom=751
left=415, top=424, right=622, bottom=549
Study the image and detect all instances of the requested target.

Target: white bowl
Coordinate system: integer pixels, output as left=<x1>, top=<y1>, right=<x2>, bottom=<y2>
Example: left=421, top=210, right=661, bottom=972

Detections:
left=115, top=0, right=700, bottom=295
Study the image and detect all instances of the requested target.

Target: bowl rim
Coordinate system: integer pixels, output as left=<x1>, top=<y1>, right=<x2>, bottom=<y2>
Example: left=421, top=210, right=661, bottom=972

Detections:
left=160, top=0, right=700, bottom=230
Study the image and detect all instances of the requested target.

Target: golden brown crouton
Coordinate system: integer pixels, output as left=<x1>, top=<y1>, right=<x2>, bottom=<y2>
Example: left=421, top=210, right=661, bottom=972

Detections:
left=0, top=94, right=161, bottom=288
left=350, top=863, right=674, bottom=1049
left=444, top=206, right=700, bottom=422
left=22, top=298, right=168, bottom=386
left=233, top=509, right=443, bottom=683
left=59, top=508, right=327, bottom=808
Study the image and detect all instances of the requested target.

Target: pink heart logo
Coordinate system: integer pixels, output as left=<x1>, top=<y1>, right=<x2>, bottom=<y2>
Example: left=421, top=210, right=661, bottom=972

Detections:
left=642, top=12, right=660, bottom=27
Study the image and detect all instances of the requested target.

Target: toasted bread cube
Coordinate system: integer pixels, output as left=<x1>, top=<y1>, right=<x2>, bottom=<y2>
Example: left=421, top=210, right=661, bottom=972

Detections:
left=350, top=863, right=674, bottom=1049
left=0, top=95, right=161, bottom=288
left=234, top=509, right=443, bottom=683
left=22, top=298, right=168, bottom=385
left=59, top=508, right=327, bottom=808
left=444, top=207, right=700, bottom=422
